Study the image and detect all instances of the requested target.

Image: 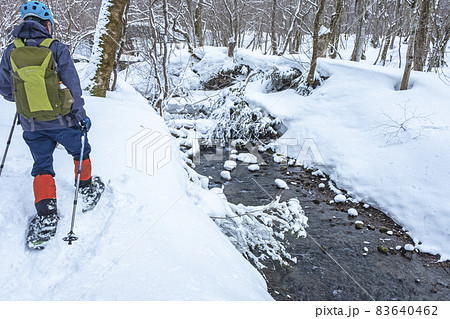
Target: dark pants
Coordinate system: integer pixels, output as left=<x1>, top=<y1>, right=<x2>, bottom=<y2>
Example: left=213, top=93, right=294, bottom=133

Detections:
left=23, top=125, right=91, bottom=177
left=23, top=125, right=92, bottom=216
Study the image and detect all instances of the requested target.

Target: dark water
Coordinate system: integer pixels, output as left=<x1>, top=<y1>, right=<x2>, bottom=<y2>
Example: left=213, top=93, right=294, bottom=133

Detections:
left=194, top=148, right=450, bottom=301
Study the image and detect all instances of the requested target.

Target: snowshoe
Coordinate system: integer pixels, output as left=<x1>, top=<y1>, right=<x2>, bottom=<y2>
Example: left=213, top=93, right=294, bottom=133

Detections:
left=79, top=176, right=105, bottom=212
left=26, top=213, right=59, bottom=250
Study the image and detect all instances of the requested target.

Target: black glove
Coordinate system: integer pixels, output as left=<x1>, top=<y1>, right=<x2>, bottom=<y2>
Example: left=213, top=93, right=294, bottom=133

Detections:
left=79, top=116, right=91, bottom=132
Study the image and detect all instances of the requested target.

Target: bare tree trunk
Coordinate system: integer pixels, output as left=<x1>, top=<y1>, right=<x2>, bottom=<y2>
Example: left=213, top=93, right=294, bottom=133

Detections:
left=111, top=0, right=130, bottom=92
left=380, top=34, right=391, bottom=66
left=148, top=4, right=163, bottom=114
left=280, top=0, right=301, bottom=55
left=350, top=0, right=368, bottom=62
left=427, top=9, right=450, bottom=70
left=307, top=0, right=326, bottom=86
left=401, top=0, right=420, bottom=90
left=228, top=37, right=237, bottom=57
left=414, top=0, right=431, bottom=71
left=329, top=0, right=343, bottom=59
left=172, top=15, right=202, bottom=61
left=390, top=0, right=402, bottom=50
left=89, top=0, right=128, bottom=97
left=162, top=2, right=169, bottom=77
left=194, top=0, right=205, bottom=47
left=271, top=0, right=278, bottom=55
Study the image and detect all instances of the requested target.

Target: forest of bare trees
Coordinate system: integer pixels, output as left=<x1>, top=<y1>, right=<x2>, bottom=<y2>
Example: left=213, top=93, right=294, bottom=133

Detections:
left=1, top=0, right=448, bottom=95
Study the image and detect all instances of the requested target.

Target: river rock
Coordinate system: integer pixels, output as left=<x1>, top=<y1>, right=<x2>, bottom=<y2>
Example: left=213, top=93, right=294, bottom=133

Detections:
left=237, top=153, right=258, bottom=164
left=220, top=171, right=231, bottom=181
left=275, top=179, right=289, bottom=189
left=348, top=208, right=358, bottom=217
left=248, top=164, right=260, bottom=172
left=377, top=245, right=388, bottom=255
left=224, top=160, right=237, bottom=170
left=334, top=194, right=347, bottom=203
left=273, top=154, right=285, bottom=163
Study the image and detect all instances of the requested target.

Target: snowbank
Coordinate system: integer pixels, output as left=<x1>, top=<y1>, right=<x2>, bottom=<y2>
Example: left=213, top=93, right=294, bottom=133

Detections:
left=0, top=76, right=271, bottom=300
left=246, top=57, right=450, bottom=260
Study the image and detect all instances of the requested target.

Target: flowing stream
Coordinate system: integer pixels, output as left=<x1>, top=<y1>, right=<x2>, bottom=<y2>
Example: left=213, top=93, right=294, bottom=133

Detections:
left=194, top=148, right=450, bottom=301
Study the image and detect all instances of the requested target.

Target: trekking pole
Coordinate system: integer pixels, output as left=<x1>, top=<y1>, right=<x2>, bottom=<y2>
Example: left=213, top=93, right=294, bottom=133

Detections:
left=0, top=112, right=19, bottom=178
left=63, top=128, right=87, bottom=245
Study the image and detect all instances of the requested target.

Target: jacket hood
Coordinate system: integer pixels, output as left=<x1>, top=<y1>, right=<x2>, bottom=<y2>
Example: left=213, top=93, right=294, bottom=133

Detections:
left=12, top=20, right=51, bottom=40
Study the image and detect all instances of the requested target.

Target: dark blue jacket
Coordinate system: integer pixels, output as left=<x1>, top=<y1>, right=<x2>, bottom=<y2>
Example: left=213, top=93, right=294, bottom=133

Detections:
left=0, top=20, right=86, bottom=131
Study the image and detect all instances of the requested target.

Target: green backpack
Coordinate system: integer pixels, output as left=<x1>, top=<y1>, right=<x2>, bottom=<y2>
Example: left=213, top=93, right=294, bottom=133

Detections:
left=10, top=38, right=74, bottom=122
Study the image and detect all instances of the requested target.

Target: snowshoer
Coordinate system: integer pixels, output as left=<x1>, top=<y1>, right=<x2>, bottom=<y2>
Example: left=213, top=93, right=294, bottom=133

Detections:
left=0, top=1, right=104, bottom=249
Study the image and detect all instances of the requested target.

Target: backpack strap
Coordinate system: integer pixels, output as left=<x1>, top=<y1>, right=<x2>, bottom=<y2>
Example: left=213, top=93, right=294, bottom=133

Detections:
left=13, top=38, right=25, bottom=48
left=13, top=38, right=54, bottom=48
left=40, top=38, right=55, bottom=48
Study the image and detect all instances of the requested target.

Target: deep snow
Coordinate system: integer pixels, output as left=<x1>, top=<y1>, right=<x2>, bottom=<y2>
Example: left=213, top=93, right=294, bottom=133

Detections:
left=1, top=36, right=449, bottom=301
left=140, top=43, right=450, bottom=261
left=161, top=43, right=450, bottom=261
left=0, top=76, right=272, bottom=300
left=245, top=56, right=450, bottom=260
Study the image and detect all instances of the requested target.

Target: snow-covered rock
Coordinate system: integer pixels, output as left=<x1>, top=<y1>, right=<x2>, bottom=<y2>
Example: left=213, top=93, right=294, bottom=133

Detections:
left=273, top=154, right=285, bottom=163
left=355, top=221, right=364, bottom=229
left=237, top=153, right=258, bottom=164
left=347, top=208, right=358, bottom=217
left=334, top=194, right=347, bottom=203
left=224, top=160, right=237, bottom=171
left=220, top=171, right=232, bottom=181
left=275, top=179, right=289, bottom=189
left=312, top=169, right=325, bottom=177
left=248, top=164, right=260, bottom=172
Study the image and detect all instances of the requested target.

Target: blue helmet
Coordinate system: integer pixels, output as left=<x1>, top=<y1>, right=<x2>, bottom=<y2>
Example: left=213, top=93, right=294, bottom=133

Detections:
left=21, top=1, right=54, bottom=27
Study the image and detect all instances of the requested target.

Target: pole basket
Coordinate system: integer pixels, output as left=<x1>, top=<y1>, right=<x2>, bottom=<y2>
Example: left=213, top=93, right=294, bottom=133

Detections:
left=62, top=231, right=78, bottom=245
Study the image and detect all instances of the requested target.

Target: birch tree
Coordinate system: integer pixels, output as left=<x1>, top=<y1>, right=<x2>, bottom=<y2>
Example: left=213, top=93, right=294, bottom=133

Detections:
left=350, top=0, right=369, bottom=62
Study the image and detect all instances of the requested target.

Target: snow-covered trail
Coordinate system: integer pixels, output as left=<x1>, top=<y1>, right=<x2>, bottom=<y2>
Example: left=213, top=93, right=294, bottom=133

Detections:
left=246, top=58, right=450, bottom=260
left=0, top=80, right=272, bottom=300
